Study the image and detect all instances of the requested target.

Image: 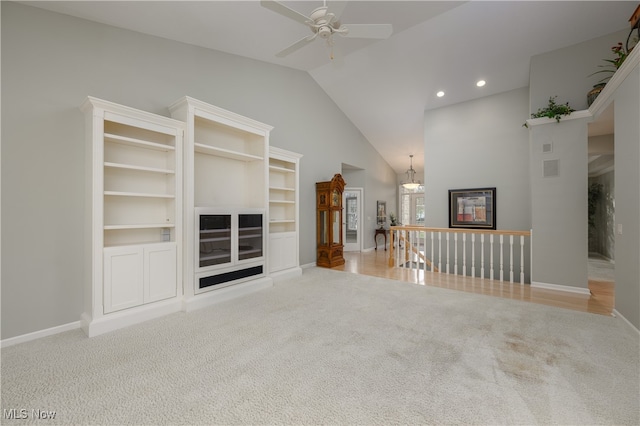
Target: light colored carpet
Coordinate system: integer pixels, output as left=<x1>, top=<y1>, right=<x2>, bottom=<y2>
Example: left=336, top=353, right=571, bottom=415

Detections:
left=2, top=267, right=639, bottom=425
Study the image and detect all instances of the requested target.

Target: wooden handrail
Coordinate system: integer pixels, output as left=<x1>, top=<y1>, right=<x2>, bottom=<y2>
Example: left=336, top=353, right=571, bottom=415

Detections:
left=389, top=226, right=531, bottom=237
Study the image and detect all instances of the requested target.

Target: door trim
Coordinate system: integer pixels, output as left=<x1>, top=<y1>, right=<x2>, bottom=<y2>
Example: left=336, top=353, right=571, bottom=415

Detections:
left=343, top=187, right=363, bottom=252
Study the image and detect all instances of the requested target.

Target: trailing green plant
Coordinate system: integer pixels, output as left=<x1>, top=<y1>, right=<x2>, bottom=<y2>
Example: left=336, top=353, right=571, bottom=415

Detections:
left=523, top=96, right=574, bottom=127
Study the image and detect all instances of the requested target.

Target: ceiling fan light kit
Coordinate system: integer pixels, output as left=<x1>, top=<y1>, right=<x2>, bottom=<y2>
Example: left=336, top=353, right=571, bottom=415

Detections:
left=261, top=0, right=392, bottom=58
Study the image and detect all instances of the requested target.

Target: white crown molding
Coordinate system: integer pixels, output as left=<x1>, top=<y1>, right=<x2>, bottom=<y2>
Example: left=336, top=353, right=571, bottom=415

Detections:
left=589, top=43, right=640, bottom=118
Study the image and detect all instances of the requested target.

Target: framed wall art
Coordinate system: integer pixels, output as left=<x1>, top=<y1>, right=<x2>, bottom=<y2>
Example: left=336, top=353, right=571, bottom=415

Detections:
left=376, top=201, right=386, bottom=226
left=448, top=187, right=496, bottom=229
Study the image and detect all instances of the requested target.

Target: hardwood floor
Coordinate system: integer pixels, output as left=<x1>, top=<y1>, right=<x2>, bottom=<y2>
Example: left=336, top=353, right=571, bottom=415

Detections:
left=332, top=249, right=615, bottom=316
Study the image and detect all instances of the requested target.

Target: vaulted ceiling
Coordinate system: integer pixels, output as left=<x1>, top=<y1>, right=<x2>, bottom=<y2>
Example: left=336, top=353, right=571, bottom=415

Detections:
left=23, top=1, right=634, bottom=173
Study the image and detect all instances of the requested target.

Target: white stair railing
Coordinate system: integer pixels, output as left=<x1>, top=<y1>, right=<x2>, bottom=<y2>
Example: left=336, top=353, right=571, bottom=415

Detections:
left=388, top=226, right=532, bottom=284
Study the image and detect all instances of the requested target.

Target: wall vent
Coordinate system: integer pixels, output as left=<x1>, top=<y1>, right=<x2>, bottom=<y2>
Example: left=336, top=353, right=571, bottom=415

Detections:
left=543, top=159, right=559, bottom=177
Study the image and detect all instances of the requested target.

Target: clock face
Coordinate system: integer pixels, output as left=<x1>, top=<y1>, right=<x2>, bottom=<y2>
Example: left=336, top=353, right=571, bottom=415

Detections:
left=332, top=190, right=340, bottom=207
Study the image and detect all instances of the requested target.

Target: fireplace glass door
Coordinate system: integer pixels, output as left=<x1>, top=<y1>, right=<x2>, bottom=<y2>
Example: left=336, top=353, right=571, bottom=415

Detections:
left=199, top=214, right=232, bottom=267
left=238, top=214, right=263, bottom=261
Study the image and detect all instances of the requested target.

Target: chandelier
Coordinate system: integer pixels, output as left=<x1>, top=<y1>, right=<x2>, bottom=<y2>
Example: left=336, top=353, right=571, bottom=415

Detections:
left=402, top=155, right=421, bottom=190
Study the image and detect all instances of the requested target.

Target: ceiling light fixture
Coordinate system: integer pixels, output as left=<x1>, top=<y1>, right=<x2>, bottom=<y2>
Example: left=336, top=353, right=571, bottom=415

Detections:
left=476, top=80, right=486, bottom=87
left=436, top=91, right=445, bottom=97
left=402, top=154, right=421, bottom=190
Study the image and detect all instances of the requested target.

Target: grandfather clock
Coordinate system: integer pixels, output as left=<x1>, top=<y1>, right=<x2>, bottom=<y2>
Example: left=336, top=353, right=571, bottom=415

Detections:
left=316, top=174, right=345, bottom=268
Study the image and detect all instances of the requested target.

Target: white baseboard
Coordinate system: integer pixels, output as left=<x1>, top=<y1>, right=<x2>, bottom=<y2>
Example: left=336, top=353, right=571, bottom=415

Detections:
left=183, top=276, right=273, bottom=313
left=270, top=267, right=302, bottom=282
left=300, top=262, right=316, bottom=269
left=612, top=309, right=640, bottom=335
left=531, top=281, right=592, bottom=296
left=82, top=299, right=183, bottom=338
left=2, top=277, right=276, bottom=344
left=1, top=321, right=81, bottom=348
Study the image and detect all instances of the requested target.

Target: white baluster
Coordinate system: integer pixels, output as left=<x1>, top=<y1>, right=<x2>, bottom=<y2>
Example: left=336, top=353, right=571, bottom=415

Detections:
left=446, top=232, right=450, bottom=274
left=438, top=232, right=442, bottom=273
left=462, top=233, right=467, bottom=277
left=409, top=230, right=414, bottom=269
left=481, top=234, right=485, bottom=279
left=430, top=231, right=435, bottom=273
left=406, top=230, right=410, bottom=269
left=499, top=234, right=504, bottom=282
left=398, top=230, right=402, bottom=267
left=405, top=231, right=412, bottom=269
left=396, top=229, right=400, bottom=267
left=490, top=234, right=494, bottom=280
left=423, top=230, right=427, bottom=274
left=520, top=235, right=525, bottom=284
left=509, top=235, right=514, bottom=283
left=471, top=233, right=475, bottom=277
left=454, top=233, right=458, bottom=275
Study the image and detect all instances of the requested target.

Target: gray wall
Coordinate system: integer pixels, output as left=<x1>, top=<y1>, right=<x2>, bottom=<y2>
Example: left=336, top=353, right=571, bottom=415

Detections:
left=424, top=87, right=531, bottom=231
left=423, top=28, right=637, bottom=297
left=529, top=29, right=628, bottom=112
left=423, top=88, right=532, bottom=281
left=530, top=29, right=639, bottom=326
left=528, top=117, right=589, bottom=289
left=1, top=3, right=397, bottom=339
left=611, top=62, right=640, bottom=329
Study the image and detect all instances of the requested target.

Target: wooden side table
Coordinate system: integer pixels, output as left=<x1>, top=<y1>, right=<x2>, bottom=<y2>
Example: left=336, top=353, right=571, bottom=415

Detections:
left=375, top=228, right=387, bottom=251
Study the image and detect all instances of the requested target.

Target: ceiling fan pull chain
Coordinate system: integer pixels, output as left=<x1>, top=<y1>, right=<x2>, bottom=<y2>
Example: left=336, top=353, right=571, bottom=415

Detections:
left=327, top=36, right=335, bottom=60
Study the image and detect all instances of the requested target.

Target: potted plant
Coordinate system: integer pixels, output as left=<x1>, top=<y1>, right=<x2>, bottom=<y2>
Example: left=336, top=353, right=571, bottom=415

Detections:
left=587, top=41, right=633, bottom=105
left=389, top=212, right=398, bottom=226
left=588, top=183, right=603, bottom=229
left=523, top=96, right=574, bottom=128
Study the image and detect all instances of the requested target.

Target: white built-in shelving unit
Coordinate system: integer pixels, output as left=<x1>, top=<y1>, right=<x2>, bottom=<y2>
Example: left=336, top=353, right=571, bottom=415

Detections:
left=81, top=97, right=184, bottom=337
left=268, top=147, right=302, bottom=279
left=80, top=95, right=292, bottom=333
left=169, top=97, right=273, bottom=311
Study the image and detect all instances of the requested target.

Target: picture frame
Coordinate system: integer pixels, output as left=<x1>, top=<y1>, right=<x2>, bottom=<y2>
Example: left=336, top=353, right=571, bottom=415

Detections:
left=448, top=187, right=496, bottom=229
left=376, top=201, right=387, bottom=226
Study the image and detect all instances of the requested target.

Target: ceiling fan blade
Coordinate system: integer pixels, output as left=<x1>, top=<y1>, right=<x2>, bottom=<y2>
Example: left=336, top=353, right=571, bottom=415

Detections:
left=260, top=0, right=311, bottom=25
left=275, top=34, right=317, bottom=58
left=341, top=24, right=393, bottom=39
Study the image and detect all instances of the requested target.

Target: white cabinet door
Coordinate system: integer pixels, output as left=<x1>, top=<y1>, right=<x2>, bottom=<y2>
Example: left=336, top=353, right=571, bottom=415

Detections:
left=269, top=234, right=284, bottom=272
left=269, top=232, right=297, bottom=272
left=104, top=243, right=177, bottom=314
left=145, top=244, right=177, bottom=303
left=104, top=246, right=144, bottom=314
left=280, top=233, right=297, bottom=270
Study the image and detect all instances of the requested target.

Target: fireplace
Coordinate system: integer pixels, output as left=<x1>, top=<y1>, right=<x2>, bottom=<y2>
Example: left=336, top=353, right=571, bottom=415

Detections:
left=196, top=209, right=265, bottom=292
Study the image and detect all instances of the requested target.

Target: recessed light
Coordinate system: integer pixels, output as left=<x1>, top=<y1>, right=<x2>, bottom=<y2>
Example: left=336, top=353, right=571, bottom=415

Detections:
left=436, top=91, right=445, bottom=97
left=476, top=80, right=486, bottom=87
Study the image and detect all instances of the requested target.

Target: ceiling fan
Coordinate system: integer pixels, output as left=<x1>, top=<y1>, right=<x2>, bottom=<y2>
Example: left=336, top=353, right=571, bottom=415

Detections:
left=260, top=0, right=393, bottom=58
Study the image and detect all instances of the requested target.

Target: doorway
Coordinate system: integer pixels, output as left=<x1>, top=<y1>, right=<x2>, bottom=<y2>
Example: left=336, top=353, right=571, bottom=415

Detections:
left=343, top=187, right=363, bottom=252
left=587, top=102, right=615, bottom=311
left=400, top=186, right=425, bottom=225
